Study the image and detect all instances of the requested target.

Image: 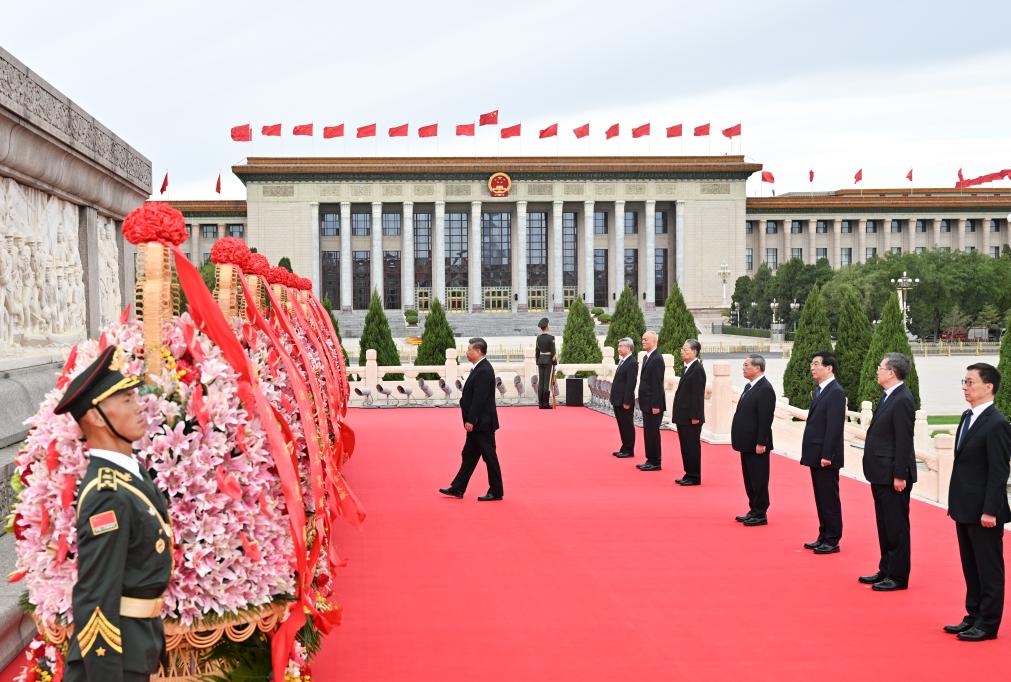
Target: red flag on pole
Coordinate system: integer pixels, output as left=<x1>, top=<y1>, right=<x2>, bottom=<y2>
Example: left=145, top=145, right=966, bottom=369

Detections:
left=906, top=169, right=913, bottom=182
left=854, top=168, right=863, bottom=184
left=418, top=124, right=438, bottom=138
left=666, top=124, right=683, bottom=138
left=693, top=123, right=710, bottom=136
left=761, top=171, right=775, bottom=183
left=293, top=123, right=313, bottom=136
left=159, top=173, right=168, bottom=194
left=957, top=168, right=964, bottom=182
left=500, top=124, right=521, bottom=139
left=323, top=124, right=345, bottom=139
left=261, top=124, right=282, bottom=136
left=479, top=110, right=499, bottom=126
left=539, top=123, right=558, bottom=139
left=632, top=123, right=650, bottom=138
left=357, top=123, right=377, bottom=138
left=230, top=124, right=252, bottom=142
left=388, top=123, right=409, bottom=137
left=215, top=174, right=221, bottom=194
left=456, top=123, right=475, bottom=137
left=573, top=123, right=590, bottom=139
left=809, top=169, right=814, bottom=183
left=605, top=124, right=619, bottom=139
left=721, top=123, right=742, bottom=138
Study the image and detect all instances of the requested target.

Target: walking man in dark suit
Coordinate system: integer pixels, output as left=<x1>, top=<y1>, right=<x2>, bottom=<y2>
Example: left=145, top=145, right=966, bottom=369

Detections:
left=440, top=337, right=504, bottom=501
left=943, top=362, right=1011, bottom=641
left=535, top=318, right=556, bottom=409
left=610, top=337, right=638, bottom=458
left=801, top=351, right=846, bottom=554
left=731, top=354, right=776, bottom=525
left=859, top=353, right=917, bottom=591
left=636, top=330, right=666, bottom=472
left=673, top=339, right=706, bottom=486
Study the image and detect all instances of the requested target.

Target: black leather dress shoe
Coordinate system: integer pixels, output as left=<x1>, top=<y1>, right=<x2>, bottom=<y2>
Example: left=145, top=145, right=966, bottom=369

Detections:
left=637, top=463, right=662, bottom=471
left=743, top=516, right=768, bottom=526
left=943, top=618, right=975, bottom=634
left=803, top=540, right=824, bottom=550
left=813, top=543, right=840, bottom=554
left=676, top=479, right=700, bottom=486
left=439, top=488, right=463, bottom=498
left=872, top=578, right=907, bottom=591
left=735, top=513, right=753, bottom=523
left=957, top=626, right=997, bottom=641
left=613, top=451, right=634, bottom=458
left=477, top=493, right=503, bottom=501
left=858, top=572, right=885, bottom=584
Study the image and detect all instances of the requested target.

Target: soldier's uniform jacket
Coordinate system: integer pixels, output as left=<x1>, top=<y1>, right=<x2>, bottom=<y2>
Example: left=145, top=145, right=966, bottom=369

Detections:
left=66, top=455, right=173, bottom=679
left=535, top=333, right=556, bottom=366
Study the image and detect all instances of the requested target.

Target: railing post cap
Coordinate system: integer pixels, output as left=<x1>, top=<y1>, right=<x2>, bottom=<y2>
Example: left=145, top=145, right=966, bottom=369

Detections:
left=936, top=433, right=955, bottom=447
left=366, top=349, right=377, bottom=360
left=860, top=400, right=872, bottom=410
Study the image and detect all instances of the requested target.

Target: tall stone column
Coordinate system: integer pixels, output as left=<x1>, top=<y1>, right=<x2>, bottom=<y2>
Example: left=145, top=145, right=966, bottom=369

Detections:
left=756, top=219, right=767, bottom=267
left=931, top=218, right=941, bottom=250
left=807, top=220, right=816, bottom=263
left=78, top=206, right=101, bottom=338
left=516, top=200, right=528, bottom=311
left=582, top=200, right=595, bottom=306
left=832, top=219, right=842, bottom=268
left=906, top=218, right=915, bottom=254
left=675, top=201, right=686, bottom=290
left=883, top=217, right=892, bottom=254
left=309, top=202, right=321, bottom=297
left=470, top=201, right=482, bottom=311
left=371, top=202, right=383, bottom=303
left=116, top=221, right=135, bottom=311
left=433, top=201, right=446, bottom=304
left=983, top=217, right=993, bottom=256
left=857, top=218, right=867, bottom=263
left=644, top=200, right=656, bottom=310
left=783, top=218, right=793, bottom=263
left=612, top=200, right=625, bottom=307
left=956, top=218, right=967, bottom=253
left=339, top=201, right=352, bottom=312
left=551, top=200, right=564, bottom=311
left=402, top=202, right=414, bottom=308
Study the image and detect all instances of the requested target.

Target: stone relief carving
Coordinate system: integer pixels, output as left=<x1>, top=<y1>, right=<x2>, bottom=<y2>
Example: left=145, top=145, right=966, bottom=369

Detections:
left=96, top=215, right=121, bottom=328
left=262, top=185, right=295, bottom=198
left=700, top=183, right=731, bottom=195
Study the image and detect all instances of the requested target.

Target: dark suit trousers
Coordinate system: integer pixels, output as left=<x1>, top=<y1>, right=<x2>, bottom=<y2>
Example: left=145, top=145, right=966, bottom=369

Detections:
left=740, top=451, right=770, bottom=515
left=537, top=364, right=552, bottom=406
left=676, top=422, right=703, bottom=482
left=451, top=430, right=503, bottom=497
left=642, top=409, right=663, bottom=466
left=809, top=467, right=842, bottom=545
left=955, top=522, right=1005, bottom=634
left=871, top=483, right=911, bottom=582
left=614, top=405, right=635, bottom=453
left=65, top=663, right=149, bottom=681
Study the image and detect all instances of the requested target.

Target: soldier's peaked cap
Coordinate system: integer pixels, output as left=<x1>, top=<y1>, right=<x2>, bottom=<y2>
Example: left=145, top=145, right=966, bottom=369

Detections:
left=53, top=346, right=142, bottom=421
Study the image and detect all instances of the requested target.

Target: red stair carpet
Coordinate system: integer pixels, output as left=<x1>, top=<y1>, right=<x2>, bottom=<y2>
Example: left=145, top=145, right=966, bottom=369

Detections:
left=3, top=406, right=1007, bottom=681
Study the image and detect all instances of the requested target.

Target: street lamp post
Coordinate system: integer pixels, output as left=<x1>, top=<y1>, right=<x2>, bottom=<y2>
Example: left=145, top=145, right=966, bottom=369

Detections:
left=770, top=298, right=780, bottom=325
left=750, top=301, right=757, bottom=328
left=790, top=298, right=800, bottom=331
left=718, top=262, right=731, bottom=306
left=889, top=271, right=920, bottom=332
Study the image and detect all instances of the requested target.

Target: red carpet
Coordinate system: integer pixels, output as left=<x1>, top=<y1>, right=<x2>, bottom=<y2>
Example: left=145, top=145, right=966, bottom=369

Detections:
left=3, top=406, right=1007, bottom=681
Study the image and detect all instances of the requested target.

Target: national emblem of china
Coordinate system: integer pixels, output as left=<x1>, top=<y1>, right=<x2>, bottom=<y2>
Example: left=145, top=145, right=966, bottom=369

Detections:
left=488, top=172, right=512, bottom=198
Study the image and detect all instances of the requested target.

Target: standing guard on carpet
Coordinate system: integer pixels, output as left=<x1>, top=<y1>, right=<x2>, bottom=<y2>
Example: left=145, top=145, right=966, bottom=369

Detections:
left=535, top=318, right=557, bottom=409
left=55, top=346, right=174, bottom=682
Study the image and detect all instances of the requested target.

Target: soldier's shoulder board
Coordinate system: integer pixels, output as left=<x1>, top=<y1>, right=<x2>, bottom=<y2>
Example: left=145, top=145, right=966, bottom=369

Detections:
left=89, top=510, right=119, bottom=535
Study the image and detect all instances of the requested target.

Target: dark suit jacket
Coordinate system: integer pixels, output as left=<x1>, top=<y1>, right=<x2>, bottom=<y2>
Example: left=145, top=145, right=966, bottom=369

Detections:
left=801, top=378, right=846, bottom=468
left=610, top=355, right=638, bottom=408
left=460, top=358, right=499, bottom=432
left=862, top=383, right=917, bottom=484
left=637, top=350, right=667, bottom=412
left=672, top=360, right=706, bottom=425
left=731, top=376, right=776, bottom=453
left=948, top=405, right=1011, bottom=524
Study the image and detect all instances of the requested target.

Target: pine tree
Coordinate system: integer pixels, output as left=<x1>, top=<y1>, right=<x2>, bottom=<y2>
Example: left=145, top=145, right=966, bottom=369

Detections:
left=657, top=281, right=699, bottom=376
left=604, top=286, right=646, bottom=362
left=858, top=292, right=920, bottom=411
left=415, top=298, right=457, bottom=380
left=277, top=257, right=293, bottom=272
left=321, top=294, right=349, bottom=366
left=782, top=284, right=833, bottom=409
left=560, top=297, right=602, bottom=377
left=834, top=287, right=873, bottom=411
left=358, top=289, right=403, bottom=380
left=997, top=313, right=1011, bottom=415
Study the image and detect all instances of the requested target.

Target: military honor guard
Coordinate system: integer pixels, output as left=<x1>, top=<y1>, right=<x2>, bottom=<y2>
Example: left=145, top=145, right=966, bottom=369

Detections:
left=609, top=338, right=638, bottom=458
left=54, top=346, right=173, bottom=682
left=800, top=351, right=846, bottom=554
left=535, top=318, right=557, bottom=409
left=731, top=354, right=776, bottom=525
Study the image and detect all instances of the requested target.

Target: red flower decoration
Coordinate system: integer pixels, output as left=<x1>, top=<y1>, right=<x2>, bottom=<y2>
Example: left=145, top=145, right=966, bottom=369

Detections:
left=245, top=253, right=270, bottom=276
left=299, top=277, right=313, bottom=291
left=210, top=237, right=251, bottom=268
left=265, top=266, right=287, bottom=285
left=122, top=202, right=188, bottom=245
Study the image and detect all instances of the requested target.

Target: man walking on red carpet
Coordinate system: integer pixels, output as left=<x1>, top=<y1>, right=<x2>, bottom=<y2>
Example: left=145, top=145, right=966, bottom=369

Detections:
left=801, top=351, right=846, bottom=555
left=440, top=337, right=504, bottom=501
left=944, top=363, right=1011, bottom=641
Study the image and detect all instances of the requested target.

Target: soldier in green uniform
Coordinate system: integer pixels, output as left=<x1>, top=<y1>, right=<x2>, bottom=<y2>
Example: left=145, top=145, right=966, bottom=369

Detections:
left=535, top=318, right=557, bottom=409
left=53, top=345, right=173, bottom=682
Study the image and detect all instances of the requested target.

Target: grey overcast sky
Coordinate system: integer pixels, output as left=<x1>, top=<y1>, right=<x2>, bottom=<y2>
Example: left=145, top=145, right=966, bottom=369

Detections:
left=4, top=0, right=1011, bottom=199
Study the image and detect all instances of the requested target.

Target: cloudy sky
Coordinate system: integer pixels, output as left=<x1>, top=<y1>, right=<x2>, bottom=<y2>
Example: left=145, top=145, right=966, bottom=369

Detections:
left=5, top=0, right=1010, bottom=199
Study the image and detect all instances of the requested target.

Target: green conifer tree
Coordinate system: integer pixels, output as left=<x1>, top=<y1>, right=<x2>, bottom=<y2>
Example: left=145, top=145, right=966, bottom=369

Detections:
left=782, top=284, right=833, bottom=409
left=277, top=257, right=293, bottom=272
left=858, top=292, right=920, bottom=411
left=657, top=282, right=700, bottom=376
left=834, top=287, right=873, bottom=411
left=560, top=297, right=602, bottom=377
left=321, top=294, right=349, bottom=366
left=358, top=290, right=403, bottom=380
left=604, top=286, right=646, bottom=362
left=997, top=313, right=1011, bottom=415
left=415, top=298, right=457, bottom=380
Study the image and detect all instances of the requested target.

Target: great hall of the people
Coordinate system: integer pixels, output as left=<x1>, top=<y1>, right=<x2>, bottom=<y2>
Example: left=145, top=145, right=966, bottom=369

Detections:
left=167, top=156, right=1011, bottom=315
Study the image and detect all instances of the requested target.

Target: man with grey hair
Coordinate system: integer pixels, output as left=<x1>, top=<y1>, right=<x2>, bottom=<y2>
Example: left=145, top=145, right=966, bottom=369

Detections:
left=609, top=337, right=638, bottom=458
left=672, top=338, right=706, bottom=485
left=636, top=330, right=666, bottom=471
left=731, top=354, right=776, bottom=525
left=860, top=353, right=917, bottom=590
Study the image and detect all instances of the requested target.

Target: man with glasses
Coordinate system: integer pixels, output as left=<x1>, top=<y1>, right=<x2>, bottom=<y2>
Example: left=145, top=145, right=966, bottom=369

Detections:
left=609, top=338, right=638, bottom=458
left=859, top=353, right=916, bottom=591
left=801, top=351, right=846, bottom=554
left=731, top=354, right=776, bottom=525
left=944, top=363, right=1011, bottom=641
left=672, top=339, right=706, bottom=486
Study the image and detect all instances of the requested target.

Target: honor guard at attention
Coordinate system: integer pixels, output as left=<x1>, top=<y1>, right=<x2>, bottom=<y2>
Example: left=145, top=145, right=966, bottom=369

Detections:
left=54, top=346, right=174, bottom=682
left=535, top=318, right=557, bottom=409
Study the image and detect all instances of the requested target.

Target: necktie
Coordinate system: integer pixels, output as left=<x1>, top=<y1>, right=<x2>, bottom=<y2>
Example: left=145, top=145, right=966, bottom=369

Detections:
left=813, top=385, right=823, bottom=401
left=879, top=391, right=888, bottom=408
left=742, top=383, right=752, bottom=397
left=957, top=409, right=974, bottom=449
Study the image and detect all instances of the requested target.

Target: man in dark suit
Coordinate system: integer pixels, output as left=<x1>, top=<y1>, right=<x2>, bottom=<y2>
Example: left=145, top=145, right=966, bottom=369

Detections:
left=440, top=337, right=504, bottom=501
left=673, top=339, right=706, bottom=486
left=731, top=354, right=776, bottom=525
left=535, top=318, right=557, bottom=409
left=801, top=351, right=846, bottom=554
left=859, top=353, right=917, bottom=591
left=636, top=330, right=666, bottom=472
left=610, top=337, right=638, bottom=458
left=943, top=362, right=1011, bottom=641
